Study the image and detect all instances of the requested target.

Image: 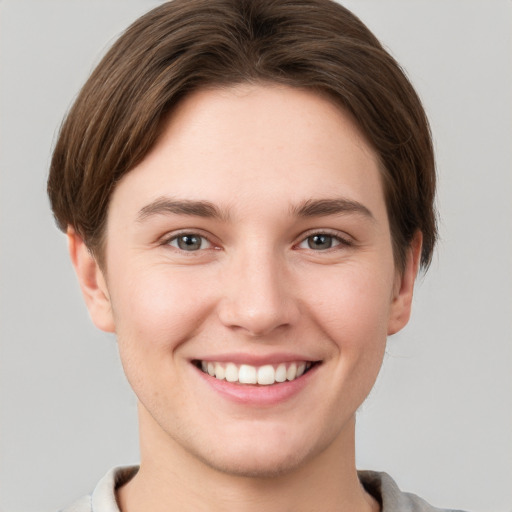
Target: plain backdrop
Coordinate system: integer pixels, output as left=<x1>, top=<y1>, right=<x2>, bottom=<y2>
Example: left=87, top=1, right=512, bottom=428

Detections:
left=1, top=1, right=511, bottom=511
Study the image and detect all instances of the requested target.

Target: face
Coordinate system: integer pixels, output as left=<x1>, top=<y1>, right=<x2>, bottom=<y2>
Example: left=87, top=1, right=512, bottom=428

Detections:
left=72, top=84, right=418, bottom=477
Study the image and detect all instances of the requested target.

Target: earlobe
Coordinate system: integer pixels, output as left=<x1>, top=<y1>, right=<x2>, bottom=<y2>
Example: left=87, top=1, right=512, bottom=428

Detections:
left=387, top=231, right=423, bottom=336
left=67, top=227, right=115, bottom=333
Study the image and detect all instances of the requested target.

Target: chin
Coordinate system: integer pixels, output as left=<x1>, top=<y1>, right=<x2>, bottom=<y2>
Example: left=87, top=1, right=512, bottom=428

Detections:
left=195, top=443, right=311, bottom=479
left=184, top=423, right=333, bottom=480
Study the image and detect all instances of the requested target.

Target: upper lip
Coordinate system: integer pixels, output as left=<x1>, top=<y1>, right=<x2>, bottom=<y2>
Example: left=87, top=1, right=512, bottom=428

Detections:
left=191, top=352, right=321, bottom=366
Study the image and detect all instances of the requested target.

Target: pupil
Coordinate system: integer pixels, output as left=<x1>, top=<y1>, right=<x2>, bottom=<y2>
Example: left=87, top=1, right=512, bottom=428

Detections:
left=178, top=235, right=201, bottom=251
left=309, top=234, right=332, bottom=250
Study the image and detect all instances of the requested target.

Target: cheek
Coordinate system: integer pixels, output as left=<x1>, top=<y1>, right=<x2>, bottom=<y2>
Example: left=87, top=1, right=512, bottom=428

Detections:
left=303, top=263, right=394, bottom=347
left=109, top=265, right=214, bottom=353
left=300, top=263, right=394, bottom=403
left=107, top=265, right=214, bottom=408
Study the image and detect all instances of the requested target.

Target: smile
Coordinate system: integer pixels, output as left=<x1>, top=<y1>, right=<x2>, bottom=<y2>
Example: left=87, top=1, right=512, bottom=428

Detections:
left=194, top=361, right=315, bottom=385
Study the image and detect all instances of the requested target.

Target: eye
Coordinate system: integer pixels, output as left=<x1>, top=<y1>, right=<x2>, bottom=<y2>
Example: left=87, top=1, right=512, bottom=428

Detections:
left=298, top=233, right=346, bottom=251
left=167, top=233, right=212, bottom=251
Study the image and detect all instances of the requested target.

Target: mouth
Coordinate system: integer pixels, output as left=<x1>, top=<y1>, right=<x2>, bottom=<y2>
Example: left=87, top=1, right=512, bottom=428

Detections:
left=192, top=360, right=319, bottom=386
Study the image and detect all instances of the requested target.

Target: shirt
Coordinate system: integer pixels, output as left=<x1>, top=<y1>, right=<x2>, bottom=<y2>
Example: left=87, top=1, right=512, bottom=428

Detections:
left=60, top=466, right=466, bottom=512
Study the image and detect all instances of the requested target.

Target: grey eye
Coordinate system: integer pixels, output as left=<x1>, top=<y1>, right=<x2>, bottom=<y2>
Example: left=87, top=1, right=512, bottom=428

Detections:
left=298, top=234, right=342, bottom=250
left=169, top=234, right=210, bottom=251
left=308, top=234, right=334, bottom=250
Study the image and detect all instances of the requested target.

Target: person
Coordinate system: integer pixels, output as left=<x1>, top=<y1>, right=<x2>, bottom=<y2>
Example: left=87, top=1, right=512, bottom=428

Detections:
left=47, top=0, right=463, bottom=510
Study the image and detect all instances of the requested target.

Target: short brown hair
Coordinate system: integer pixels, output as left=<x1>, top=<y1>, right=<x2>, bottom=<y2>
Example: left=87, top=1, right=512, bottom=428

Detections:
left=48, top=0, right=436, bottom=271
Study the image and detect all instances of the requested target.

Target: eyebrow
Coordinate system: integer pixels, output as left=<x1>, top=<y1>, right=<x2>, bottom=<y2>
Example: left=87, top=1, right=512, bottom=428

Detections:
left=137, top=197, right=228, bottom=222
left=291, top=198, right=375, bottom=220
left=137, top=196, right=374, bottom=223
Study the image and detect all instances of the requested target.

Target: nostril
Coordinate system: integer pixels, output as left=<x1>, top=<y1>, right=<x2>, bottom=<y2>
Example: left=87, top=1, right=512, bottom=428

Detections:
left=216, top=267, right=300, bottom=336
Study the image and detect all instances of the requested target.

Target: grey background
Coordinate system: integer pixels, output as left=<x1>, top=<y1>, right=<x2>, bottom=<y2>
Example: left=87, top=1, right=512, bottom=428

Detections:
left=1, top=1, right=511, bottom=511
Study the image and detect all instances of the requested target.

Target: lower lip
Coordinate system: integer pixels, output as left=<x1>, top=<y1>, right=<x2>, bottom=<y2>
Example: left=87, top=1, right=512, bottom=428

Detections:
left=194, top=364, right=319, bottom=406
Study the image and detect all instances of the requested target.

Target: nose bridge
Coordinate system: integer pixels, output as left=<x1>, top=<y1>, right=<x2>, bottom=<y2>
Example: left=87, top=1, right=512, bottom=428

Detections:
left=218, top=242, right=297, bottom=336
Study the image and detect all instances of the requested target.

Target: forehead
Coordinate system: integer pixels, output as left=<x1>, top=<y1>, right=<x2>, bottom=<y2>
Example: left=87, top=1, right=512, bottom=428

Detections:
left=108, top=84, right=386, bottom=222
left=160, top=84, right=377, bottom=172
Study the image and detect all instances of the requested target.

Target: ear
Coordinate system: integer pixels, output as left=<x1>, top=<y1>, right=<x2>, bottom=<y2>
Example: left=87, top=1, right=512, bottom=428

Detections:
left=67, top=227, right=115, bottom=333
left=387, top=231, right=423, bottom=335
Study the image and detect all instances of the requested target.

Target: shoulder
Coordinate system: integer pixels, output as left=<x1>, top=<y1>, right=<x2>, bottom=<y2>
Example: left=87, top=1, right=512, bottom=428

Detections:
left=358, top=470, right=467, bottom=512
left=59, top=494, right=92, bottom=512
left=59, top=466, right=138, bottom=512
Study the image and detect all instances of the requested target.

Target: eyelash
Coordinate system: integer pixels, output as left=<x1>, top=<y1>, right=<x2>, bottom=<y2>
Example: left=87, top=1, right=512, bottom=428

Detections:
left=163, top=231, right=215, bottom=252
left=296, top=231, right=353, bottom=251
left=161, top=230, right=353, bottom=253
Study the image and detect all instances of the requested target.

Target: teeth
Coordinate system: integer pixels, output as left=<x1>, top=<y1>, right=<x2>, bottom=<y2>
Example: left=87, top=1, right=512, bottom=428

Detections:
left=275, top=364, right=287, bottom=382
left=225, top=363, right=238, bottom=383
left=198, top=361, right=314, bottom=385
left=286, top=363, right=297, bottom=381
left=214, top=364, right=226, bottom=380
left=257, top=365, right=275, bottom=385
left=239, top=364, right=257, bottom=384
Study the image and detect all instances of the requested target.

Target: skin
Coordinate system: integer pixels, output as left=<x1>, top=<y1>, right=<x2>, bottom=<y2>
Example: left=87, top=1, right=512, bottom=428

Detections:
left=69, top=84, right=421, bottom=511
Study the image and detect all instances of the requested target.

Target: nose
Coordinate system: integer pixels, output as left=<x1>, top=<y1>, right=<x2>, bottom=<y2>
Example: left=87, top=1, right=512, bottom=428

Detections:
left=217, top=248, right=300, bottom=337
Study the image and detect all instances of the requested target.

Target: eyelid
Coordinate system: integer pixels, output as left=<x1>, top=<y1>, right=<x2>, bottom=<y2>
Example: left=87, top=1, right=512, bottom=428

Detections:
left=160, top=229, right=219, bottom=250
left=295, top=229, right=354, bottom=249
left=157, top=228, right=353, bottom=252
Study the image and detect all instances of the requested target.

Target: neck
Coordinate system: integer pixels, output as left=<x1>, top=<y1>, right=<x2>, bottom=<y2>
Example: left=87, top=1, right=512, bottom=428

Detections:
left=117, top=406, right=379, bottom=512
